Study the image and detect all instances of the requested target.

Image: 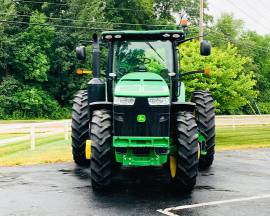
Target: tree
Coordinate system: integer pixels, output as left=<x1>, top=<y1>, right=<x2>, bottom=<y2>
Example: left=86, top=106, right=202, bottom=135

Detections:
left=0, top=0, right=269, bottom=118
left=180, top=41, right=257, bottom=114
left=0, top=0, right=16, bottom=79
left=237, top=32, right=270, bottom=113
left=154, top=0, right=212, bottom=26
left=0, top=76, right=22, bottom=118
left=14, top=86, right=66, bottom=119
left=207, top=13, right=244, bottom=48
left=14, top=12, right=55, bottom=82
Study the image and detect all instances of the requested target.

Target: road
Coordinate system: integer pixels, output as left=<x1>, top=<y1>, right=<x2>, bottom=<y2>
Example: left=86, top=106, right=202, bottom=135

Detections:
left=1, top=149, right=270, bottom=216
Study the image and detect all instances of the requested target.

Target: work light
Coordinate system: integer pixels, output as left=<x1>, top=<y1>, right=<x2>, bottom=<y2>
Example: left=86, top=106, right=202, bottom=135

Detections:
left=114, top=97, right=136, bottom=105
left=148, top=97, right=170, bottom=106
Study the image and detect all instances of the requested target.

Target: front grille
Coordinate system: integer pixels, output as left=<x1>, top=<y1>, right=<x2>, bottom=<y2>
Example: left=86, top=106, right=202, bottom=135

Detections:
left=113, top=98, right=170, bottom=137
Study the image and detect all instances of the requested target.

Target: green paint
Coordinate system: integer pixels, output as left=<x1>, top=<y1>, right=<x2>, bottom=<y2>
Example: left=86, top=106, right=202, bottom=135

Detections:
left=137, top=114, right=146, bottom=123
left=113, top=136, right=169, bottom=166
left=178, top=82, right=186, bottom=102
left=114, top=72, right=169, bottom=97
left=198, top=133, right=206, bottom=143
left=113, top=136, right=169, bottom=148
left=197, top=132, right=207, bottom=156
left=115, top=148, right=167, bottom=166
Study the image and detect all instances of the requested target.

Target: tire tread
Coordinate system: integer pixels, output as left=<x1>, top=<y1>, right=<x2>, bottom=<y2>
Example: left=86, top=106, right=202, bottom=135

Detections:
left=191, top=90, right=216, bottom=169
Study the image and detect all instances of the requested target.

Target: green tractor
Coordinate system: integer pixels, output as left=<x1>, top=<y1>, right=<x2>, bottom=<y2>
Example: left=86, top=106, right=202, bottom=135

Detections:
left=72, top=30, right=215, bottom=191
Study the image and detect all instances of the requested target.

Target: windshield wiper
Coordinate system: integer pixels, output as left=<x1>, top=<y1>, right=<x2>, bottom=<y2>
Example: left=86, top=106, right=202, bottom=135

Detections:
left=145, top=41, right=165, bottom=62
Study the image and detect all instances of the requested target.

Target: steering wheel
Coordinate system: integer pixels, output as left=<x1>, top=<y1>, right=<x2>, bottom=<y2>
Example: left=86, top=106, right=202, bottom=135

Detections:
left=134, top=65, right=148, bottom=72
left=137, top=57, right=151, bottom=64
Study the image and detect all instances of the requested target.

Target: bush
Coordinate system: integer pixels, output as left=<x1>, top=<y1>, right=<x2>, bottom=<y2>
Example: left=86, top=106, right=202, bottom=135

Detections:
left=0, top=76, right=70, bottom=119
left=257, top=102, right=270, bottom=114
left=14, top=86, right=67, bottom=119
left=0, top=76, right=22, bottom=118
left=181, top=41, right=258, bottom=114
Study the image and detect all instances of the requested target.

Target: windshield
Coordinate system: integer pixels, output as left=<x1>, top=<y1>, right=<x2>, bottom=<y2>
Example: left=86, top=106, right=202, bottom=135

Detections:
left=113, top=40, right=174, bottom=81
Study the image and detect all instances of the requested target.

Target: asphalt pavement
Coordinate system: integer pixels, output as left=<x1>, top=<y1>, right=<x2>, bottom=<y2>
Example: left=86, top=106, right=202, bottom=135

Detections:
left=1, top=149, right=270, bottom=216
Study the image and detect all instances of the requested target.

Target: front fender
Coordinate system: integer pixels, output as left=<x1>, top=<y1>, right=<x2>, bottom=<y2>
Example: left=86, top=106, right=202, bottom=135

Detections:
left=89, top=102, right=113, bottom=120
left=171, top=102, right=196, bottom=113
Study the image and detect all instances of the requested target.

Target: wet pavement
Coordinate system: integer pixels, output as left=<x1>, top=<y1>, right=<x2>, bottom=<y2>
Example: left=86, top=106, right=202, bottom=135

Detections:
left=1, top=149, right=270, bottom=216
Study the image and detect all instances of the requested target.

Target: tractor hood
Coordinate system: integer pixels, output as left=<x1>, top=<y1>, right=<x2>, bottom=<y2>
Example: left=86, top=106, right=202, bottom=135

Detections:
left=114, top=72, right=169, bottom=97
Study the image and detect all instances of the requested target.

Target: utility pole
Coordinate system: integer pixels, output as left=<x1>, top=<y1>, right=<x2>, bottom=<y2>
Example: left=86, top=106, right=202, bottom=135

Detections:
left=199, top=0, right=204, bottom=42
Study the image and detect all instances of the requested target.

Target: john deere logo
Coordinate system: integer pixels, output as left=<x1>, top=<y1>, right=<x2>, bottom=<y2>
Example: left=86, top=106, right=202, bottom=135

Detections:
left=137, top=114, right=146, bottom=123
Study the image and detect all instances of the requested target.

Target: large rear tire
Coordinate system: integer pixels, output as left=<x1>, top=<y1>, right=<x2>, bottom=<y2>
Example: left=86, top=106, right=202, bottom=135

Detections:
left=191, top=90, right=215, bottom=169
left=71, top=90, right=90, bottom=166
left=90, top=109, right=113, bottom=190
left=171, top=111, right=199, bottom=191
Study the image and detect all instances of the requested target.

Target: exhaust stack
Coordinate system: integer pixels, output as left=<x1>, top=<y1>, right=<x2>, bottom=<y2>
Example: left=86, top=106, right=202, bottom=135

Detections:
left=92, top=34, right=100, bottom=78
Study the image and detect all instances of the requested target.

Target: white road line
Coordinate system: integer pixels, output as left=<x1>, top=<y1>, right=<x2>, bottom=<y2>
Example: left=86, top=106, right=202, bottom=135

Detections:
left=157, top=194, right=270, bottom=216
left=157, top=209, right=179, bottom=216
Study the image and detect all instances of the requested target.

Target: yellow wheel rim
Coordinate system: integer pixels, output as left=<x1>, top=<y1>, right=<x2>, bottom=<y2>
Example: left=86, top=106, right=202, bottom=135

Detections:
left=170, top=156, right=177, bottom=178
left=85, top=140, right=92, bottom=159
left=198, top=143, right=201, bottom=160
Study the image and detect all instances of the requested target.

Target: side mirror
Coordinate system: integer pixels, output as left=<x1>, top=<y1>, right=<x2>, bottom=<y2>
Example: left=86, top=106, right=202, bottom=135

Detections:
left=200, top=40, right=211, bottom=56
left=76, top=45, right=86, bottom=60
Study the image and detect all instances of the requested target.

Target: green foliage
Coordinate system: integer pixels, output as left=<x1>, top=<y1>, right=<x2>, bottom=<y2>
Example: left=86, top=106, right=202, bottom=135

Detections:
left=0, top=76, right=69, bottom=119
left=206, top=13, right=270, bottom=113
left=14, top=12, right=55, bottom=82
left=0, top=0, right=16, bottom=77
left=237, top=32, right=270, bottom=103
left=105, top=0, right=156, bottom=29
left=257, top=102, right=270, bottom=114
left=207, top=13, right=244, bottom=47
left=0, top=0, right=16, bottom=21
left=0, top=0, right=270, bottom=118
left=145, top=60, right=165, bottom=74
left=14, top=86, right=68, bottom=119
left=16, top=46, right=50, bottom=82
left=154, top=0, right=212, bottom=25
left=181, top=41, right=258, bottom=114
left=0, top=76, right=22, bottom=118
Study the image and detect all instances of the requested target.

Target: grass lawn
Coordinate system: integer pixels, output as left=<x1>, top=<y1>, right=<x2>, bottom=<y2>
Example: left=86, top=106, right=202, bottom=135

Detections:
left=0, top=132, right=55, bottom=140
left=0, top=133, right=28, bottom=139
left=0, top=120, right=57, bottom=124
left=216, top=124, right=270, bottom=151
left=0, top=134, right=71, bottom=166
left=0, top=124, right=270, bottom=166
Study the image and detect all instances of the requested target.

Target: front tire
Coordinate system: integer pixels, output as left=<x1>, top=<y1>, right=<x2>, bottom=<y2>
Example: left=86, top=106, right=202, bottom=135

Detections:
left=171, top=111, right=199, bottom=191
left=191, top=90, right=215, bottom=169
left=71, top=90, right=90, bottom=166
left=90, top=109, right=113, bottom=190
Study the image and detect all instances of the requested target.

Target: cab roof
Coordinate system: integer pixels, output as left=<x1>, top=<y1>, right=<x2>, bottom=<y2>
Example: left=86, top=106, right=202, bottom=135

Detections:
left=101, top=30, right=185, bottom=41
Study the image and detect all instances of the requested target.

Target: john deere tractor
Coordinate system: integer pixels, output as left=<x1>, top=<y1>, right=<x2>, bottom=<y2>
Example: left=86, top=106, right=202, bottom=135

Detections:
left=72, top=30, right=215, bottom=191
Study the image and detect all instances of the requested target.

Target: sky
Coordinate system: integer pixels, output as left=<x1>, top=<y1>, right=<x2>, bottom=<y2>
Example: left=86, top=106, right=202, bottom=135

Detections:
left=208, top=0, right=270, bottom=35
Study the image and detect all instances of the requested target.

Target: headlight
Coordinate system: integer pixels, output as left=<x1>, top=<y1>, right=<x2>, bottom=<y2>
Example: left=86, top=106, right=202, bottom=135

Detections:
left=148, top=97, right=170, bottom=105
left=114, top=97, right=135, bottom=105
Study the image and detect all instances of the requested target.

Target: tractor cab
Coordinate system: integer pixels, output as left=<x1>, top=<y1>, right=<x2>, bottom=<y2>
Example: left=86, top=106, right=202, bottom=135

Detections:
left=73, top=30, right=215, bottom=191
left=102, top=30, right=184, bottom=83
